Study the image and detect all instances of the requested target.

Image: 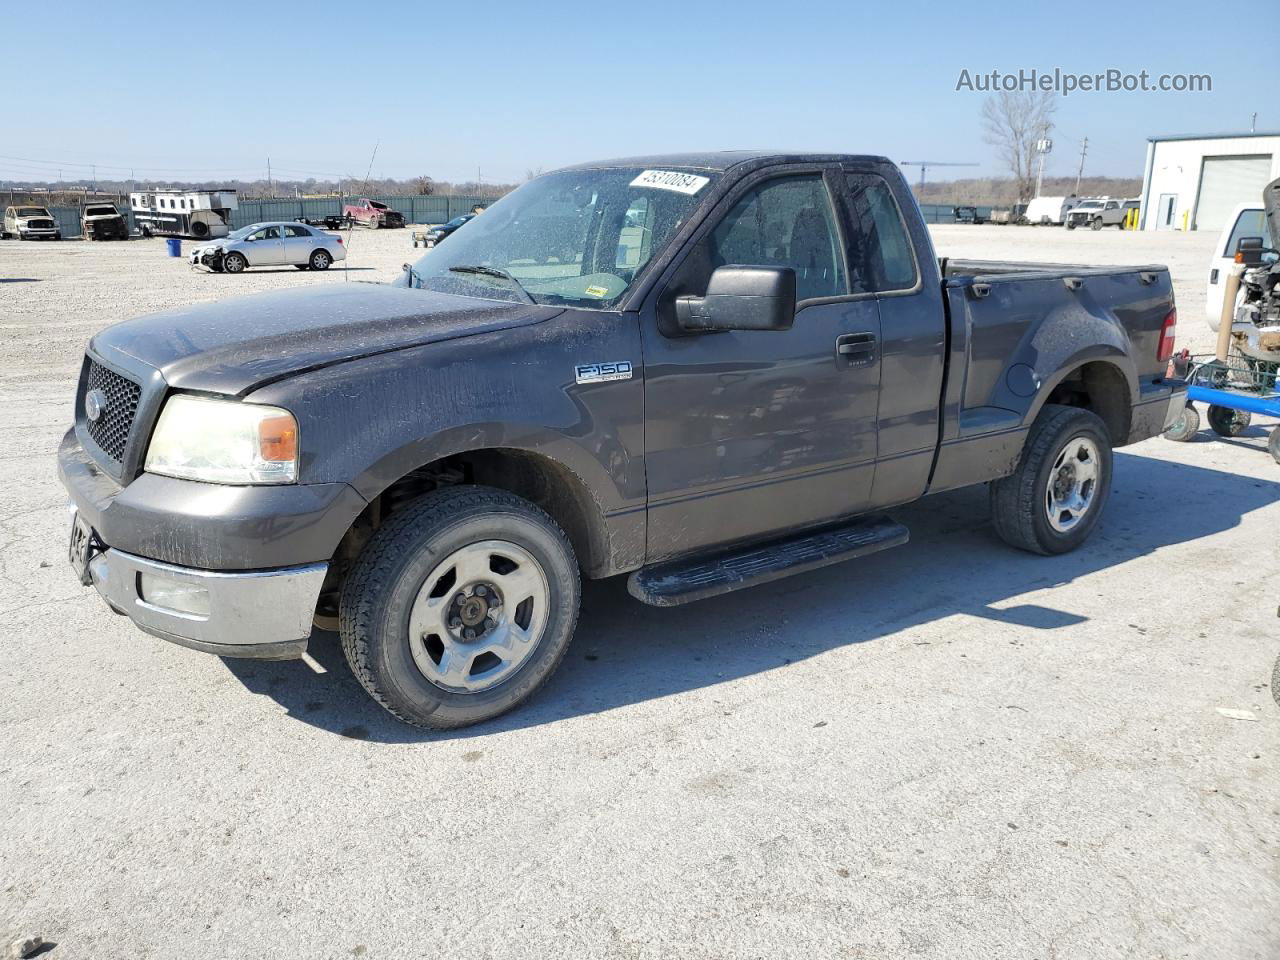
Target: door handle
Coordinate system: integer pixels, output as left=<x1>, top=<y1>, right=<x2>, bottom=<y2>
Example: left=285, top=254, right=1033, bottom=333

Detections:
left=835, top=332, right=877, bottom=364
left=1209, top=268, right=1219, bottom=284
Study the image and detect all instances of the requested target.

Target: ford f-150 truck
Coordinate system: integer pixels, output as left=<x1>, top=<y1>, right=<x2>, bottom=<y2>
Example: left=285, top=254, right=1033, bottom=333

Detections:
left=58, top=152, right=1185, bottom=729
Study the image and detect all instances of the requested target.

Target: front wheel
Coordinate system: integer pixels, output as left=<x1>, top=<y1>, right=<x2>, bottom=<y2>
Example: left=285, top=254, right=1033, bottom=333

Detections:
left=340, top=486, right=581, bottom=729
left=1090, top=218, right=1103, bottom=231
left=1066, top=220, right=1076, bottom=230
left=990, top=404, right=1113, bottom=555
left=222, top=251, right=248, bottom=273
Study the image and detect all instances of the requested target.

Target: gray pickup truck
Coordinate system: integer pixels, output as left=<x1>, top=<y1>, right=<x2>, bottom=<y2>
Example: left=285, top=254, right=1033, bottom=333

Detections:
left=59, top=152, right=1186, bottom=728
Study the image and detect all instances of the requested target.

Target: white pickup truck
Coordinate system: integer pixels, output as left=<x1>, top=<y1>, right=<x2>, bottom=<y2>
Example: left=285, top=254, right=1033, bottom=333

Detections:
left=3, top=204, right=61, bottom=240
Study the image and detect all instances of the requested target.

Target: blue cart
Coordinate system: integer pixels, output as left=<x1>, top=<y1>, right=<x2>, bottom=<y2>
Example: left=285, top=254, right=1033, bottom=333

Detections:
left=1163, top=351, right=1280, bottom=463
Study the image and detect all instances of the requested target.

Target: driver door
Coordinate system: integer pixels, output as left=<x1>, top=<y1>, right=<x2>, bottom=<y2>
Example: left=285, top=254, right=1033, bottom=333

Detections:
left=245, top=225, right=285, bottom=265
left=640, top=168, right=882, bottom=562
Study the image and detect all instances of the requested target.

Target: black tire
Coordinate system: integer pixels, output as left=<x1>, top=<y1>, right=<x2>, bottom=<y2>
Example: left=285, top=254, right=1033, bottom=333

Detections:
left=190, top=220, right=209, bottom=238
left=1163, top=404, right=1200, bottom=442
left=1066, top=220, right=1076, bottom=230
left=140, top=226, right=152, bottom=238
left=1207, top=404, right=1251, bottom=438
left=1090, top=218, right=1103, bottom=231
left=339, top=486, right=581, bottom=729
left=222, top=251, right=248, bottom=273
left=1268, top=426, right=1280, bottom=465
left=309, top=248, right=332, bottom=271
left=990, top=404, right=1113, bottom=555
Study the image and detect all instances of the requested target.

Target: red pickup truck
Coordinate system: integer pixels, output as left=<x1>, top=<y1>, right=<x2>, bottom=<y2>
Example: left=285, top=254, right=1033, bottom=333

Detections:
left=342, top=198, right=406, bottom=229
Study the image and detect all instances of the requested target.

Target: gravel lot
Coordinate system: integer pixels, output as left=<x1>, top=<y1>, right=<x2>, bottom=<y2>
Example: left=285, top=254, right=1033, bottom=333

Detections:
left=1, top=226, right=1276, bottom=959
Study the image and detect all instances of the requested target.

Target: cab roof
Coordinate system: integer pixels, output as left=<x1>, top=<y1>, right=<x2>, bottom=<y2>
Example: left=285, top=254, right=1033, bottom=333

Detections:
left=563, top=151, right=892, bottom=172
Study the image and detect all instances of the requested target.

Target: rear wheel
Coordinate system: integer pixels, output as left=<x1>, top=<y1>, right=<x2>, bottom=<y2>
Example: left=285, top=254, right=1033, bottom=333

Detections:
left=1207, top=404, right=1251, bottom=437
left=309, top=248, right=332, bottom=271
left=1163, top=404, right=1200, bottom=442
left=990, top=404, right=1113, bottom=555
left=340, top=486, right=581, bottom=729
left=222, top=251, right=248, bottom=273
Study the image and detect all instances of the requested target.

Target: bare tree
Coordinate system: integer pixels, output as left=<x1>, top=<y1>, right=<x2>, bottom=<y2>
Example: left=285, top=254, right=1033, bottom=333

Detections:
left=524, top=167, right=546, bottom=182
left=982, top=90, right=1056, bottom=203
left=413, top=175, right=435, bottom=196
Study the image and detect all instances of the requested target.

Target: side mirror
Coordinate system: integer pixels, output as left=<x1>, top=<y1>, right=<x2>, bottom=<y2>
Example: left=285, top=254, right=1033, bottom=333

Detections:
left=1236, top=236, right=1265, bottom=266
left=675, top=265, right=796, bottom=332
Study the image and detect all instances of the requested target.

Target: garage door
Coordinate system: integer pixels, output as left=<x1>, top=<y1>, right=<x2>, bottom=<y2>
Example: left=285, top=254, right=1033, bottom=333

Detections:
left=1194, top=155, right=1273, bottom=231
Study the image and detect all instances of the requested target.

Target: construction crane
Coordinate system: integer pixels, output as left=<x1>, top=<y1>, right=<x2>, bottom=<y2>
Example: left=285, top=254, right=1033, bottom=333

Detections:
left=899, top=161, right=980, bottom=193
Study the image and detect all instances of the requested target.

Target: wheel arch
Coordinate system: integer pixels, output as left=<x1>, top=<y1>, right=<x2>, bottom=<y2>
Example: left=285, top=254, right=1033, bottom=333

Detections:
left=1029, top=355, right=1134, bottom=445
left=329, top=441, right=627, bottom=598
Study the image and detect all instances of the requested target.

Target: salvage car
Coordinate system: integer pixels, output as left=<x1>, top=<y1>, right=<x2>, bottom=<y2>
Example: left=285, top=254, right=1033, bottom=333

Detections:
left=421, top=213, right=476, bottom=246
left=189, top=221, right=346, bottom=273
left=1066, top=198, right=1138, bottom=231
left=81, top=202, right=129, bottom=241
left=3, top=205, right=60, bottom=240
left=343, top=198, right=405, bottom=229
left=59, top=151, right=1185, bottom=729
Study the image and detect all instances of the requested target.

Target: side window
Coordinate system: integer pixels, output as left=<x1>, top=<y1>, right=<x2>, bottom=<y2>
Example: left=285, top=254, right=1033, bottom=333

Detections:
left=1225, top=209, right=1270, bottom=256
left=284, top=225, right=310, bottom=238
left=844, top=174, right=917, bottom=293
left=707, top=175, right=847, bottom=301
left=1104, top=201, right=1118, bottom=210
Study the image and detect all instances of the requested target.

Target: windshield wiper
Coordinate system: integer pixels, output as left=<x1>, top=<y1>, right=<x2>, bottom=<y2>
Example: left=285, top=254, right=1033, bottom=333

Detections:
left=447, top=265, right=534, bottom=304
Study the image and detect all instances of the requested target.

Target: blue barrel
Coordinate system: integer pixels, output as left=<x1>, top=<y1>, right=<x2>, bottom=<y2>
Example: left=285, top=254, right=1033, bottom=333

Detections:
left=165, top=237, right=182, bottom=257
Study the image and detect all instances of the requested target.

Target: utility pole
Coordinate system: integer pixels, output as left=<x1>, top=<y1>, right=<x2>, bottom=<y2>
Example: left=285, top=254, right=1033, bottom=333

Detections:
left=1251, top=112, right=1257, bottom=133
left=267, top=157, right=273, bottom=198
left=92, top=164, right=97, bottom=194
left=1074, top=137, right=1088, bottom=194
left=1034, top=135, right=1052, bottom=199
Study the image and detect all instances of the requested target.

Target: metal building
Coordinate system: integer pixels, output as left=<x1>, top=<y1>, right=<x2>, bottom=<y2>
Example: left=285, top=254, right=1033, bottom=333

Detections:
left=1138, top=132, right=1280, bottom=231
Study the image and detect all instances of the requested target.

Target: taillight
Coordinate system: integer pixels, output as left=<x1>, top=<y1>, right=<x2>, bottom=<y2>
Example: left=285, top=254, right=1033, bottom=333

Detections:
left=1157, top=308, right=1177, bottom=362
left=336, top=236, right=343, bottom=245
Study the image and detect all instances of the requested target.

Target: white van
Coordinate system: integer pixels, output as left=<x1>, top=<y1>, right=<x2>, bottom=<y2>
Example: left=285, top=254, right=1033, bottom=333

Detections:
left=1206, top=203, right=1271, bottom=323
left=1023, top=196, right=1080, bottom=226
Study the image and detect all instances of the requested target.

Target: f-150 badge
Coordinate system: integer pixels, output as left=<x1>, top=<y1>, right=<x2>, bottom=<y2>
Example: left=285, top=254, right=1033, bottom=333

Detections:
left=575, top=361, right=633, bottom=384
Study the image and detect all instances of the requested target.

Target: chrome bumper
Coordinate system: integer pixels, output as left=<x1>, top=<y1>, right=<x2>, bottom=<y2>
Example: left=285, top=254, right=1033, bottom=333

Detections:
left=87, top=544, right=327, bottom=660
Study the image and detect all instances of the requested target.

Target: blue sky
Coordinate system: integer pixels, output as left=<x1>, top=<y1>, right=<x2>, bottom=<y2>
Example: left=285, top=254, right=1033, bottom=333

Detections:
left=5, top=0, right=1263, bottom=186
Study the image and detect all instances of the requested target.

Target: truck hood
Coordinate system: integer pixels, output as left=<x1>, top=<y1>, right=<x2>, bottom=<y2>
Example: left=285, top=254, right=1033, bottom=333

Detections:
left=91, top=284, right=563, bottom=395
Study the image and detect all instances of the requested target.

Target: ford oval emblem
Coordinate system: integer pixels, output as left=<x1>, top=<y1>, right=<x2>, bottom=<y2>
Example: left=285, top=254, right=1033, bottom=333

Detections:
left=84, top=388, right=107, bottom=422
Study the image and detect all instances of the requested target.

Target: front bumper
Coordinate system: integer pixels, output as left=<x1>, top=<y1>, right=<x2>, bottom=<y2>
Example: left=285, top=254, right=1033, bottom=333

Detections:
left=20, top=228, right=58, bottom=239
left=81, top=520, right=326, bottom=659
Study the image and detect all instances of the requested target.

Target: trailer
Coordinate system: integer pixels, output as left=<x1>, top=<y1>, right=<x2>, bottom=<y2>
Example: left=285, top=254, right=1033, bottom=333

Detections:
left=130, top=189, right=238, bottom=240
left=1164, top=351, right=1280, bottom=463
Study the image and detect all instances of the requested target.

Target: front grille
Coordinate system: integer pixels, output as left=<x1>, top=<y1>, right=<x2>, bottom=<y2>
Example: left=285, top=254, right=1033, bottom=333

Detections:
left=83, top=360, right=142, bottom=463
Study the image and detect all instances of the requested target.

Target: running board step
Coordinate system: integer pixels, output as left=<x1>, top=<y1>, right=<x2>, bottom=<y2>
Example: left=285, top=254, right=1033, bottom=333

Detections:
left=627, top=514, right=909, bottom=607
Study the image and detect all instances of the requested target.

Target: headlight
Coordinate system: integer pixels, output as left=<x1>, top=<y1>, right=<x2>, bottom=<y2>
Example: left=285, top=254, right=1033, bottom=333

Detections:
left=144, top=395, right=299, bottom=484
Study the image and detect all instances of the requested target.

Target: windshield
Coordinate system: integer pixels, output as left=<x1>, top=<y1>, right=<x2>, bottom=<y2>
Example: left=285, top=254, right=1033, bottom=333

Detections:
left=85, top=207, right=116, bottom=217
left=404, top=166, right=718, bottom=307
left=1073, top=202, right=1102, bottom=210
left=17, top=207, right=47, bottom=217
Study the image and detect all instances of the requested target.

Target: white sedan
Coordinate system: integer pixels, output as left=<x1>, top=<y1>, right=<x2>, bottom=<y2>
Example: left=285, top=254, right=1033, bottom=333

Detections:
left=190, top=221, right=346, bottom=273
